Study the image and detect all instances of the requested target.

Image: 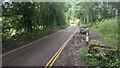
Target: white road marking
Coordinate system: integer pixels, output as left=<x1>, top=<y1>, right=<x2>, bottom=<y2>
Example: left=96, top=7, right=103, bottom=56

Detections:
left=0, top=27, right=70, bottom=57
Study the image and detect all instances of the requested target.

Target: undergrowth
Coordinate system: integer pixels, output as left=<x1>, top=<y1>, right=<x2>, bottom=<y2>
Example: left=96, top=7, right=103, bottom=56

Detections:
left=80, top=19, right=120, bottom=67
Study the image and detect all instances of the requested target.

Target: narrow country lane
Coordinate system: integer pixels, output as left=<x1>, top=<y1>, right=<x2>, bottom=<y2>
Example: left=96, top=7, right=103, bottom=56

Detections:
left=2, top=26, right=77, bottom=66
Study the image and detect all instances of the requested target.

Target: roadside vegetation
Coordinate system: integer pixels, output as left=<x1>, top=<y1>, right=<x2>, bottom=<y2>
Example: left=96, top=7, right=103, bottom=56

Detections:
left=91, top=19, right=118, bottom=45
left=1, top=1, right=120, bottom=67
left=2, top=2, right=70, bottom=49
left=75, top=2, right=120, bottom=67
left=80, top=19, right=120, bottom=67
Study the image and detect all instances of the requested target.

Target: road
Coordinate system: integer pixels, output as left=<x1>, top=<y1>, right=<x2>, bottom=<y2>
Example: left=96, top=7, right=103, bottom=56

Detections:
left=2, top=26, right=77, bottom=66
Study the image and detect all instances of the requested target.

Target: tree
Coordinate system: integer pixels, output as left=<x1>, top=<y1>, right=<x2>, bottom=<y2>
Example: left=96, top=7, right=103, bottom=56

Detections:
left=75, top=2, right=117, bottom=24
left=2, top=2, right=68, bottom=46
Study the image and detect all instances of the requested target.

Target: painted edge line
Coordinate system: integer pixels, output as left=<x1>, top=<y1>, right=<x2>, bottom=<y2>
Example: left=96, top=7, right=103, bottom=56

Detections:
left=0, top=27, right=69, bottom=57
left=45, top=42, right=64, bottom=67
left=49, top=29, right=78, bottom=67
left=45, top=29, right=78, bottom=68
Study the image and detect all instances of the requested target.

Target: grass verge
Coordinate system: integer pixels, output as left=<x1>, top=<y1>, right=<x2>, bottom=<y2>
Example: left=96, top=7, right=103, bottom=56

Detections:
left=80, top=18, right=120, bottom=67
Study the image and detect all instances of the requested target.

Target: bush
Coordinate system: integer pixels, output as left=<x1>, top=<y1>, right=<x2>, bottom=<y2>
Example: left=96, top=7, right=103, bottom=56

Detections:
left=92, top=19, right=118, bottom=45
left=80, top=19, right=120, bottom=67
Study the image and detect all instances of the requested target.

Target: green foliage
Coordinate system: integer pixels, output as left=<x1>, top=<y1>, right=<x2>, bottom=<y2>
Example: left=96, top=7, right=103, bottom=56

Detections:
left=2, top=2, right=68, bottom=47
left=75, top=2, right=118, bottom=24
left=80, top=44, right=120, bottom=67
left=80, top=47, right=89, bottom=63
left=92, top=19, right=118, bottom=45
left=80, top=19, right=120, bottom=67
left=77, top=2, right=120, bottom=67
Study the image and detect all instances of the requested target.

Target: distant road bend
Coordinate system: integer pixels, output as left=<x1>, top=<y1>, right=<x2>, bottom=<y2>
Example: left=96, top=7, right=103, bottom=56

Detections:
left=2, top=26, right=77, bottom=66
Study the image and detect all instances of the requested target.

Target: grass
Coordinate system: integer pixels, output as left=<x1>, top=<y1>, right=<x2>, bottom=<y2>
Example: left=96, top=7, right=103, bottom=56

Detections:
left=80, top=47, right=88, bottom=60
left=90, top=19, right=118, bottom=45
left=80, top=46, right=91, bottom=64
left=80, top=18, right=120, bottom=67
